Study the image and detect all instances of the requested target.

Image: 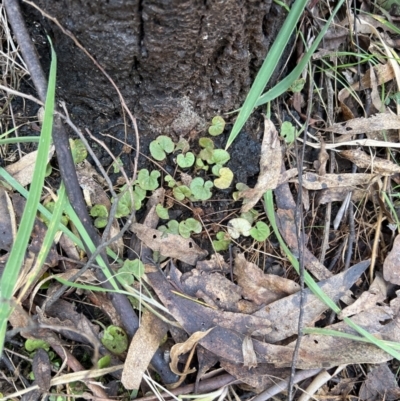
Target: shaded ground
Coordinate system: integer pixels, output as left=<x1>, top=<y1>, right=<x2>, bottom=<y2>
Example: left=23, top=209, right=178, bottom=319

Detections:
left=2, top=0, right=400, bottom=400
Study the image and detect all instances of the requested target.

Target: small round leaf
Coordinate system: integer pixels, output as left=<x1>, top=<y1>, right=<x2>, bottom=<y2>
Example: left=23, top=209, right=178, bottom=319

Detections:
left=177, top=152, right=195, bottom=168
left=190, top=177, right=213, bottom=201
left=214, top=167, right=233, bottom=189
left=250, top=221, right=271, bottom=241
left=149, top=135, right=175, bottom=161
left=208, top=116, right=226, bottom=136
left=227, top=218, right=252, bottom=239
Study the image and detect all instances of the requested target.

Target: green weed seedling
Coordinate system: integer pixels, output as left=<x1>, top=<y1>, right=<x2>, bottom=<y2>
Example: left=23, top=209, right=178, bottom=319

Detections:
left=149, top=135, right=175, bottom=161
left=40, top=201, right=69, bottom=227
left=100, top=325, right=129, bottom=355
left=198, top=137, right=215, bottom=162
left=289, top=78, right=306, bottom=93
left=158, top=219, right=180, bottom=236
left=214, top=167, right=234, bottom=189
left=232, top=183, right=250, bottom=201
left=240, top=209, right=259, bottom=225
left=173, top=184, right=192, bottom=201
left=175, top=136, right=190, bottom=153
left=190, top=177, right=213, bottom=201
left=117, top=259, right=145, bottom=286
left=165, top=174, right=176, bottom=188
left=212, top=231, right=231, bottom=251
left=208, top=116, right=226, bottom=136
left=227, top=209, right=270, bottom=242
left=250, top=221, right=271, bottom=241
left=178, top=218, right=202, bottom=238
left=137, top=169, right=160, bottom=191
left=280, top=121, right=297, bottom=144
left=177, top=151, right=195, bottom=168
left=227, top=217, right=252, bottom=239
left=156, top=203, right=170, bottom=219
left=70, top=138, right=87, bottom=164
left=90, top=204, right=109, bottom=228
left=112, top=156, right=123, bottom=173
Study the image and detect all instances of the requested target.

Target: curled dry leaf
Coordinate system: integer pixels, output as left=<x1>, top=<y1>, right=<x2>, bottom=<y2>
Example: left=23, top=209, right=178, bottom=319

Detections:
left=242, top=336, right=257, bottom=369
left=240, top=117, right=282, bottom=213
left=340, top=149, right=400, bottom=176
left=122, top=310, right=168, bottom=390
left=170, top=328, right=214, bottom=376
left=383, top=234, right=400, bottom=285
left=234, top=252, right=300, bottom=305
left=132, top=223, right=208, bottom=265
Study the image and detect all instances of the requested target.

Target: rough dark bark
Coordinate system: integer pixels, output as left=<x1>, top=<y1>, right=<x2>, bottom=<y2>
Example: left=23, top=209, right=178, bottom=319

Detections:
left=30, top=0, right=284, bottom=139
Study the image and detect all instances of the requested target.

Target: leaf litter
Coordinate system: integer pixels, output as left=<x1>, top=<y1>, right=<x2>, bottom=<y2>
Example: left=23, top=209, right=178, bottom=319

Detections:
left=3, top=2, right=400, bottom=400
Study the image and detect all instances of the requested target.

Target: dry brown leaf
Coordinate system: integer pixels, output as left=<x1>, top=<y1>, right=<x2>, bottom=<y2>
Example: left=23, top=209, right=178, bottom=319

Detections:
left=276, top=305, right=395, bottom=369
left=130, top=188, right=165, bottom=260
left=315, top=139, right=329, bottom=176
left=298, top=172, right=379, bottom=190
left=195, top=253, right=229, bottom=274
left=147, top=264, right=272, bottom=338
left=359, top=363, right=400, bottom=401
left=242, top=336, right=257, bottom=369
left=147, top=262, right=367, bottom=369
left=5, top=146, right=55, bottom=187
left=337, top=63, right=395, bottom=119
left=234, top=252, right=300, bottom=305
left=316, top=187, right=369, bottom=205
left=169, top=328, right=213, bottom=376
left=121, top=309, right=168, bottom=390
left=220, top=360, right=289, bottom=393
left=132, top=223, right=208, bottom=265
left=339, top=273, right=387, bottom=319
left=32, top=348, right=51, bottom=392
left=240, top=117, right=282, bottom=213
left=180, top=268, right=258, bottom=313
left=368, top=63, right=385, bottom=113
left=324, top=113, right=400, bottom=137
left=340, top=149, right=400, bottom=176
left=383, top=234, right=400, bottom=285
left=275, top=208, right=332, bottom=280
left=253, top=260, right=369, bottom=343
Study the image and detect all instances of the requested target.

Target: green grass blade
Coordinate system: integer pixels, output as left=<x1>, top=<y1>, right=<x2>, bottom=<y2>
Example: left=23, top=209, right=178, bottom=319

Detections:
left=0, top=136, right=41, bottom=145
left=255, top=0, right=345, bottom=107
left=225, top=0, right=308, bottom=149
left=264, top=189, right=400, bottom=361
left=0, top=40, right=57, bottom=355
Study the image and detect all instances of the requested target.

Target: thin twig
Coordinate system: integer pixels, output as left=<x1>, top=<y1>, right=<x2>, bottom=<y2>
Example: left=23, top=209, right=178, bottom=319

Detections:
left=287, top=64, right=315, bottom=401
